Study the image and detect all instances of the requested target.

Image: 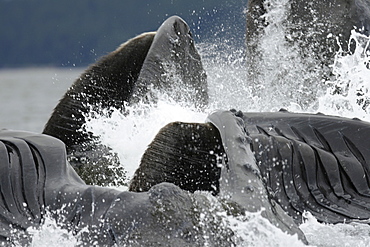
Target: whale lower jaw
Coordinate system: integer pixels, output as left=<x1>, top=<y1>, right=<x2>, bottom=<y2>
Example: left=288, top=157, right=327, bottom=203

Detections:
left=207, top=110, right=306, bottom=242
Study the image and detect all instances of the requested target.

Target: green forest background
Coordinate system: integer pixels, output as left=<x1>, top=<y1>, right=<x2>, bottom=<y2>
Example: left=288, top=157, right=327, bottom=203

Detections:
left=0, top=0, right=248, bottom=68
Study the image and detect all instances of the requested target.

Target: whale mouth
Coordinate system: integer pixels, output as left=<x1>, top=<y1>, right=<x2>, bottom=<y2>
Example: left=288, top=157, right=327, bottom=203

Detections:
left=129, top=121, right=225, bottom=195
left=42, top=15, right=208, bottom=187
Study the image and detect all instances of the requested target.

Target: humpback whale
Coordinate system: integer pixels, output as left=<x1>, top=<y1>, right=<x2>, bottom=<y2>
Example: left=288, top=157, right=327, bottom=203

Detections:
left=3, top=109, right=370, bottom=245
left=0, top=130, right=233, bottom=246
left=131, top=109, right=370, bottom=240
left=43, top=16, right=207, bottom=186
left=208, top=110, right=370, bottom=225
left=2, top=3, right=370, bottom=244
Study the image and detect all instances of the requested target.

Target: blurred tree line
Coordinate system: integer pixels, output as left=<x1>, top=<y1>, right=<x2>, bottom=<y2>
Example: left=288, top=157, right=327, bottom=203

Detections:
left=0, top=0, right=247, bottom=68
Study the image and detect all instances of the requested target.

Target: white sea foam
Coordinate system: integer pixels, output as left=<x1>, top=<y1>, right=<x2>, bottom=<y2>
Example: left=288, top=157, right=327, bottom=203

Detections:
left=25, top=216, right=80, bottom=247
left=318, top=30, right=370, bottom=121
left=300, top=212, right=370, bottom=247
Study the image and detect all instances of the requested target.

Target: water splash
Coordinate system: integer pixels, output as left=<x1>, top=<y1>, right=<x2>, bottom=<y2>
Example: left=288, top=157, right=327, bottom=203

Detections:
left=300, top=212, right=370, bottom=247
left=24, top=215, right=80, bottom=247
left=245, top=0, right=328, bottom=111
left=197, top=42, right=251, bottom=111
left=226, top=210, right=308, bottom=247
left=318, top=30, right=370, bottom=120
left=84, top=100, right=207, bottom=187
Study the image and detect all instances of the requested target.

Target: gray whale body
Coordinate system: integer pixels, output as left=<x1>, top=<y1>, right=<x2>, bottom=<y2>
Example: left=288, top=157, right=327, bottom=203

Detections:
left=131, top=110, right=370, bottom=242
left=209, top=110, right=370, bottom=224
left=3, top=109, right=370, bottom=245
left=0, top=130, right=232, bottom=246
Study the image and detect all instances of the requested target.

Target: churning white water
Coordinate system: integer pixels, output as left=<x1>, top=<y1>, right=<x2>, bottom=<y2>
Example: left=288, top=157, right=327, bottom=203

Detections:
left=318, top=30, right=370, bottom=121
left=24, top=3, right=370, bottom=247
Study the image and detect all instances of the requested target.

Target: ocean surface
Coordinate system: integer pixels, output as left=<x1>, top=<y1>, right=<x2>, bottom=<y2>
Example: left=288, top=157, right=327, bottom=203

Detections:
left=0, top=67, right=83, bottom=133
